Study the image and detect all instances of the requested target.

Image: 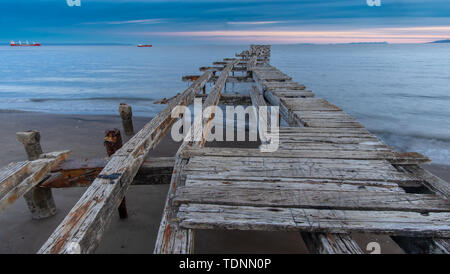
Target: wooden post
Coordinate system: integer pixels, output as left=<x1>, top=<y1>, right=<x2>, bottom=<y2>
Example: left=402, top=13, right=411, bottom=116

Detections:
left=16, top=130, right=57, bottom=219
left=118, top=103, right=135, bottom=136
left=104, top=129, right=128, bottom=219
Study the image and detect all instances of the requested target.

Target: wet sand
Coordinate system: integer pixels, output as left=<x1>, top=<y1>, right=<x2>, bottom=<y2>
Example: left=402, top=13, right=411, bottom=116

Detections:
left=0, top=111, right=448, bottom=254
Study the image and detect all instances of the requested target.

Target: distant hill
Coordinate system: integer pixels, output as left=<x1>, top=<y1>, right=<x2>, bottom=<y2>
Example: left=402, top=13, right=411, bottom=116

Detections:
left=347, top=42, right=388, bottom=45
left=430, top=39, right=450, bottom=44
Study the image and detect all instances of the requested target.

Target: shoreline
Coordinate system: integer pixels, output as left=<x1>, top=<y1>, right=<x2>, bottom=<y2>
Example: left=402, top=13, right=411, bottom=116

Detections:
left=0, top=111, right=448, bottom=254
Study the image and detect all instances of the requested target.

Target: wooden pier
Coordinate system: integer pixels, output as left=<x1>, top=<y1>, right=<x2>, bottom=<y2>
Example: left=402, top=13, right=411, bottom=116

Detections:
left=1, top=45, right=449, bottom=254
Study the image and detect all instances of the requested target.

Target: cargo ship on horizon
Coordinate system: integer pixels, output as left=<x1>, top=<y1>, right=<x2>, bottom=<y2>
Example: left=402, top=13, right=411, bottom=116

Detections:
left=137, top=44, right=152, bottom=47
left=10, top=40, right=41, bottom=46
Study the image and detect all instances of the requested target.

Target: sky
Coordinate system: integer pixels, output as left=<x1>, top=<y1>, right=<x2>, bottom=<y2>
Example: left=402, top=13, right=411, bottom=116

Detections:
left=1, top=0, right=450, bottom=44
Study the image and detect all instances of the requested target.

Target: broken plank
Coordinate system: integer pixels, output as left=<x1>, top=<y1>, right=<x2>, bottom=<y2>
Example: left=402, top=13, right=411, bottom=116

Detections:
left=402, top=165, right=450, bottom=198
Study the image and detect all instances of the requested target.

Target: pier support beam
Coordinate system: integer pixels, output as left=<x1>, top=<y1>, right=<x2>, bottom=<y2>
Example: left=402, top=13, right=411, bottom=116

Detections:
left=16, top=130, right=57, bottom=219
left=301, top=232, right=363, bottom=254
left=104, top=129, right=128, bottom=219
left=119, top=103, right=135, bottom=136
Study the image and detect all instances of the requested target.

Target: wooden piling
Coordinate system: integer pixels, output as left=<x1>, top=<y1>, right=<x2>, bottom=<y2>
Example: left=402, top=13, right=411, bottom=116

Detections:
left=104, top=129, right=128, bottom=219
left=16, top=130, right=57, bottom=219
left=104, top=129, right=123, bottom=157
left=119, top=103, right=135, bottom=136
left=16, top=130, right=43, bottom=160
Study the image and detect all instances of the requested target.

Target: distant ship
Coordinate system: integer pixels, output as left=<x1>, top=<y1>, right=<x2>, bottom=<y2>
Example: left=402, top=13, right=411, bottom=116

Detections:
left=137, top=44, right=152, bottom=47
left=10, top=40, right=41, bottom=47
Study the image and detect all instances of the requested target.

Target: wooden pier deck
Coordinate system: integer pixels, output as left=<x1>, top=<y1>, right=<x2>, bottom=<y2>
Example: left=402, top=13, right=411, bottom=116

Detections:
left=2, top=45, right=448, bottom=254
left=154, top=46, right=449, bottom=254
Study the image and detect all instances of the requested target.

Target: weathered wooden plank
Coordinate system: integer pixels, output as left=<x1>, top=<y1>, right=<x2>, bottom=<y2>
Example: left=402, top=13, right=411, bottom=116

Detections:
left=0, top=161, right=30, bottom=197
left=184, top=177, right=405, bottom=193
left=39, top=71, right=213, bottom=254
left=263, top=82, right=306, bottom=91
left=154, top=155, right=193, bottom=254
left=186, top=174, right=414, bottom=189
left=182, top=147, right=429, bottom=165
left=200, top=93, right=252, bottom=106
left=300, top=120, right=363, bottom=128
left=252, top=71, right=291, bottom=81
left=249, top=85, right=274, bottom=144
left=177, top=204, right=450, bottom=237
left=0, top=151, right=71, bottom=214
left=391, top=236, right=450, bottom=254
left=174, top=186, right=450, bottom=213
left=199, top=66, right=246, bottom=72
left=281, top=98, right=342, bottom=111
left=183, top=168, right=418, bottom=184
left=154, top=61, right=238, bottom=254
left=247, top=56, right=257, bottom=72
left=186, top=156, right=400, bottom=170
left=280, top=132, right=372, bottom=138
left=263, top=90, right=301, bottom=127
left=184, top=156, right=418, bottom=183
left=293, top=111, right=355, bottom=120
left=196, top=60, right=239, bottom=147
left=403, top=165, right=450, bottom=198
left=273, top=91, right=315, bottom=98
left=279, top=143, right=392, bottom=151
left=182, top=146, right=389, bottom=158
left=279, top=127, right=371, bottom=134
left=280, top=136, right=379, bottom=144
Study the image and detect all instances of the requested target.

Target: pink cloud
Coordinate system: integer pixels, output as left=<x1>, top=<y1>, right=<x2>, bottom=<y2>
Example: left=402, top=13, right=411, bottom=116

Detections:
left=138, top=26, right=450, bottom=44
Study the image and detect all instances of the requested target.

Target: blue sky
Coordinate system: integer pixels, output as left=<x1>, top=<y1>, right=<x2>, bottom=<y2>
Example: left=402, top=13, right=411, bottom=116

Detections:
left=1, top=0, right=449, bottom=44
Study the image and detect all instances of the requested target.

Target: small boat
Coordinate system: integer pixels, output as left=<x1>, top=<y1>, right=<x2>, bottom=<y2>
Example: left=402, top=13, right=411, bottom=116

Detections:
left=137, top=44, right=152, bottom=47
left=10, top=40, right=41, bottom=47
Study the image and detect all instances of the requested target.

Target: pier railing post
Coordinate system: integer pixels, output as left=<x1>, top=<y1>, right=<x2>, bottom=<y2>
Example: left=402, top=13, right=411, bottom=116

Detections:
left=104, top=129, right=128, bottom=219
left=16, top=130, right=57, bottom=219
left=119, top=103, right=135, bottom=136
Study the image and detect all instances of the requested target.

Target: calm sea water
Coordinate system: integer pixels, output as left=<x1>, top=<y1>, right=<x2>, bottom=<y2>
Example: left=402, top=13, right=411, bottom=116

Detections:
left=0, top=44, right=449, bottom=164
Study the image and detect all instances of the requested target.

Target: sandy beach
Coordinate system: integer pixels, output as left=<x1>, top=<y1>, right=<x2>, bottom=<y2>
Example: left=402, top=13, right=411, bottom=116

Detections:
left=0, top=111, right=448, bottom=254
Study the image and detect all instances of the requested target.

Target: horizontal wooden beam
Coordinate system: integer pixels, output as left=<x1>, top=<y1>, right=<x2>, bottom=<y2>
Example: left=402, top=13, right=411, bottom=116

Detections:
left=174, top=186, right=450, bottom=213
left=177, top=203, right=450, bottom=237
left=40, top=157, right=174, bottom=188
